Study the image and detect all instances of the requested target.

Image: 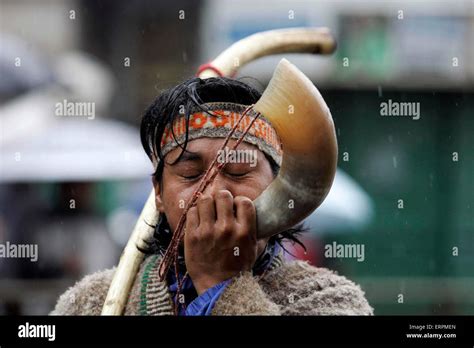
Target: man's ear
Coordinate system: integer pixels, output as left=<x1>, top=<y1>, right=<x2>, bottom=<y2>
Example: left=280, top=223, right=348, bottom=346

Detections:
left=152, top=177, right=165, bottom=213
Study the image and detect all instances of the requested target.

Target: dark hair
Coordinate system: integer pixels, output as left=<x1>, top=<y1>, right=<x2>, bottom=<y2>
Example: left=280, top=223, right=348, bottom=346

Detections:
left=140, top=77, right=306, bottom=255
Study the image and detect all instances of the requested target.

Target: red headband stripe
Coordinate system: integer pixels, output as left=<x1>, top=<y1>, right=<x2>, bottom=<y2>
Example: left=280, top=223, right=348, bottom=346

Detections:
left=160, top=110, right=282, bottom=155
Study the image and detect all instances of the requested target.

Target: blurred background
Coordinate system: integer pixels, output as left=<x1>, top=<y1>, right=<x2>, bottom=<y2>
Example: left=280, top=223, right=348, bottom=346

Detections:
left=0, top=0, right=473, bottom=315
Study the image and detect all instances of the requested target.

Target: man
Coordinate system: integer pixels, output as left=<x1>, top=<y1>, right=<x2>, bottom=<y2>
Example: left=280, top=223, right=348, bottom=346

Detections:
left=51, top=77, right=373, bottom=315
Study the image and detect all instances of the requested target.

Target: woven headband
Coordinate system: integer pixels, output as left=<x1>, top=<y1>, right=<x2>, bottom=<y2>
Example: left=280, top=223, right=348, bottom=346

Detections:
left=151, top=102, right=283, bottom=168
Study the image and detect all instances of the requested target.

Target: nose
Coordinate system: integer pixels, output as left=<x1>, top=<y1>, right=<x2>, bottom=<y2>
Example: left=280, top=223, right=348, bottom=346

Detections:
left=207, top=172, right=232, bottom=197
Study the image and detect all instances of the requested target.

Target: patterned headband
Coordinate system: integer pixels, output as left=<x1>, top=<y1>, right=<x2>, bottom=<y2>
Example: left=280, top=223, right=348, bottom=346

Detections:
left=151, top=102, right=283, bottom=168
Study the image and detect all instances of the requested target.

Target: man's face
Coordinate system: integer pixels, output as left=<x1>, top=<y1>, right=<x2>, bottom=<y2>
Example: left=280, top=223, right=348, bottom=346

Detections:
left=153, top=138, right=275, bottom=255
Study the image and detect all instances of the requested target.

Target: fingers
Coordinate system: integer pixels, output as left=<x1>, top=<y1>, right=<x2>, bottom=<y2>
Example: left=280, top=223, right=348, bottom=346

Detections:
left=185, top=206, right=199, bottom=232
left=215, top=190, right=234, bottom=224
left=184, top=206, right=199, bottom=249
left=234, top=196, right=256, bottom=238
left=189, top=192, right=256, bottom=242
left=197, top=194, right=216, bottom=228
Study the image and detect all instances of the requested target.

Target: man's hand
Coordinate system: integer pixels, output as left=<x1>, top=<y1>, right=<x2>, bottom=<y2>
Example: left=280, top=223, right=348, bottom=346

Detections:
left=184, top=189, right=258, bottom=295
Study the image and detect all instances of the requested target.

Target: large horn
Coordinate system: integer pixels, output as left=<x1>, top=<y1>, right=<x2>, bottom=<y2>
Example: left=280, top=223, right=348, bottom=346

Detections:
left=253, top=58, right=337, bottom=238
left=102, top=27, right=336, bottom=315
left=198, top=27, right=336, bottom=78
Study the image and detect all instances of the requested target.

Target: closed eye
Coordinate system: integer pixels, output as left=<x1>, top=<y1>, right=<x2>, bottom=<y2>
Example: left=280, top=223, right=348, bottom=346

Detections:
left=224, top=163, right=253, bottom=178
left=226, top=171, right=250, bottom=178
left=181, top=173, right=202, bottom=181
